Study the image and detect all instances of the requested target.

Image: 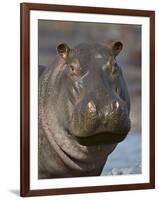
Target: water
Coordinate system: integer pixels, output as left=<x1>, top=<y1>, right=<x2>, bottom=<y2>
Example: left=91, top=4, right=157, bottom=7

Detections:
left=101, top=133, right=141, bottom=175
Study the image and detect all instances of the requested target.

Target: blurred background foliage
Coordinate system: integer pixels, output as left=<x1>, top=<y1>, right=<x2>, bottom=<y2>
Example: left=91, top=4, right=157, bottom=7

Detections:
left=38, top=20, right=141, bottom=134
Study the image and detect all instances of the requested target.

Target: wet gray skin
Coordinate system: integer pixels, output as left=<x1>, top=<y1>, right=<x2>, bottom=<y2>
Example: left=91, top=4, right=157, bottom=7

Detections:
left=38, top=42, right=131, bottom=178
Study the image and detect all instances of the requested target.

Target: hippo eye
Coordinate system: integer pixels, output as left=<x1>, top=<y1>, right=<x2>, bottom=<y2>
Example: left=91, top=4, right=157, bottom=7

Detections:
left=69, top=62, right=81, bottom=80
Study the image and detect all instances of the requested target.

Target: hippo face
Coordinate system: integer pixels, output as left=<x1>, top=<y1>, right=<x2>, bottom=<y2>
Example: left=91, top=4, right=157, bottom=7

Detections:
left=53, top=42, right=131, bottom=146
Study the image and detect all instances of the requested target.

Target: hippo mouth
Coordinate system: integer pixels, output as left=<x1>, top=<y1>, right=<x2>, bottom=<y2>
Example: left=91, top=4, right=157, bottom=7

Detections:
left=74, top=131, right=128, bottom=146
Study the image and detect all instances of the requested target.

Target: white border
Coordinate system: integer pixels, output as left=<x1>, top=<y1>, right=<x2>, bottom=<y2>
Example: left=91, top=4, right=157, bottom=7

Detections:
left=30, top=10, right=150, bottom=190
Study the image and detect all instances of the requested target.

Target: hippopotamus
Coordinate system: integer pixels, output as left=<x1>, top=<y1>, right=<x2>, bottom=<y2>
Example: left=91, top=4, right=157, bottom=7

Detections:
left=38, top=41, right=131, bottom=179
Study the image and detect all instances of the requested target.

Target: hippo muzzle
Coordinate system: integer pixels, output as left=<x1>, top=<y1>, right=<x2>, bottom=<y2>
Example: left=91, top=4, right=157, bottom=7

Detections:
left=71, top=98, right=130, bottom=145
left=69, top=80, right=130, bottom=145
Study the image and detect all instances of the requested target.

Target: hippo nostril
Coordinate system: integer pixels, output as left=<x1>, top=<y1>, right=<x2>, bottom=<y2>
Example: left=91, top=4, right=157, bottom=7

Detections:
left=87, top=101, right=96, bottom=113
left=111, top=100, right=120, bottom=110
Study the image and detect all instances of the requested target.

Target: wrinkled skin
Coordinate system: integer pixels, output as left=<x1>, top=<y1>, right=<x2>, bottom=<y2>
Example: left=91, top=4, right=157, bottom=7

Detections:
left=38, top=42, right=131, bottom=178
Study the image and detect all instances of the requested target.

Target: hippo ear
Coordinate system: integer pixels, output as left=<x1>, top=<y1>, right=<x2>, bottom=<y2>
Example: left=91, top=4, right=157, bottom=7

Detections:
left=57, top=43, right=70, bottom=59
left=111, top=41, right=123, bottom=57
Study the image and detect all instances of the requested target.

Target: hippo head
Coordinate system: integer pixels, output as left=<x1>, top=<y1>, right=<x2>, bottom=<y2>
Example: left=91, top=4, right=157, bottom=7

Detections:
left=55, top=42, right=131, bottom=146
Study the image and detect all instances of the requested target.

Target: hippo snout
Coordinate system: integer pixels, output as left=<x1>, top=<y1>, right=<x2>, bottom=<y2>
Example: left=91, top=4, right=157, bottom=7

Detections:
left=70, top=97, right=130, bottom=145
left=71, top=104, right=130, bottom=146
